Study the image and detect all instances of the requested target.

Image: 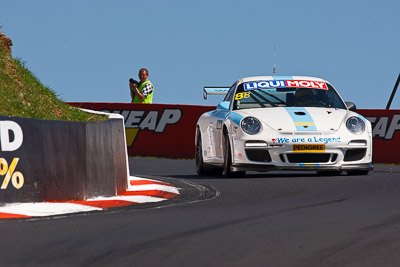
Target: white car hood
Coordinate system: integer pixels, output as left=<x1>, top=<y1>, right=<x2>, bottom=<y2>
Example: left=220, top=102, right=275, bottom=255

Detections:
left=237, top=107, right=348, bottom=132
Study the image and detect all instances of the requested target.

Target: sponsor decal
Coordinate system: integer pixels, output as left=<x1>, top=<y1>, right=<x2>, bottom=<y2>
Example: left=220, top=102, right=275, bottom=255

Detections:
left=293, top=144, right=325, bottom=152
left=101, top=109, right=183, bottom=147
left=286, top=80, right=327, bottom=89
left=217, top=120, right=223, bottom=130
left=299, top=163, right=320, bottom=167
left=244, top=80, right=327, bottom=91
left=0, top=121, right=25, bottom=190
left=273, top=137, right=341, bottom=144
left=313, top=136, right=342, bottom=144
left=234, top=152, right=244, bottom=160
left=366, top=114, right=400, bottom=140
left=233, top=139, right=240, bottom=149
left=235, top=92, right=251, bottom=100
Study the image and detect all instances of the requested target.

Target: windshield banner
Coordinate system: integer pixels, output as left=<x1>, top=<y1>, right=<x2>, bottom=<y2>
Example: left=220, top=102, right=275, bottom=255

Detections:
left=244, top=80, right=328, bottom=91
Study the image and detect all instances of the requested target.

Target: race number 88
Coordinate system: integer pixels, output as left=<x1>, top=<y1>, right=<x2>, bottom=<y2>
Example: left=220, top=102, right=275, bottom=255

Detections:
left=235, top=92, right=250, bottom=100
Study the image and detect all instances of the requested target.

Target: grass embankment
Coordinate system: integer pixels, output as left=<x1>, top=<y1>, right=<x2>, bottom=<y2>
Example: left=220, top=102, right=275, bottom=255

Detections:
left=0, top=40, right=104, bottom=121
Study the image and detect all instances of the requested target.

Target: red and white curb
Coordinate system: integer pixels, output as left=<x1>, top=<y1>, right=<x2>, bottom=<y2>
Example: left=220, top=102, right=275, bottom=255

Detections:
left=0, top=176, right=180, bottom=219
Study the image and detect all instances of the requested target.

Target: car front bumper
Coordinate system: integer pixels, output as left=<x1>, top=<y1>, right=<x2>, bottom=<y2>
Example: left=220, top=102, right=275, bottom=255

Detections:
left=230, top=131, right=373, bottom=173
left=231, top=162, right=373, bottom=172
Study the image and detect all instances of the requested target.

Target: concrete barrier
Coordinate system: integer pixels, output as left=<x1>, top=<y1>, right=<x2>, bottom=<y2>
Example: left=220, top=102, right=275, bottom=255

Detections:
left=0, top=115, right=128, bottom=203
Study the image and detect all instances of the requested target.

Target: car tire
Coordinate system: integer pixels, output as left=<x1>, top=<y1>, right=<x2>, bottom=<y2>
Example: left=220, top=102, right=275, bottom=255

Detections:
left=347, top=170, right=369, bottom=176
left=195, top=128, right=223, bottom=176
left=223, top=133, right=245, bottom=178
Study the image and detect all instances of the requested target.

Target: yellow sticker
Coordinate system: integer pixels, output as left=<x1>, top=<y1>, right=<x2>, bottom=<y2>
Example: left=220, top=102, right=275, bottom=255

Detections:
left=293, top=144, right=325, bottom=153
left=235, top=92, right=251, bottom=100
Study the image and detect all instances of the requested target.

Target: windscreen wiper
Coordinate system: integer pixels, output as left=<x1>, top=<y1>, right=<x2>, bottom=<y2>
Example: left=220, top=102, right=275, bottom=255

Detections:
left=258, top=90, right=292, bottom=106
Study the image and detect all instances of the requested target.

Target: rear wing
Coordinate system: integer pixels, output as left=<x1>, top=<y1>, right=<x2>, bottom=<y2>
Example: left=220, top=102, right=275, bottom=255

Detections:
left=203, top=86, right=230, bottom=100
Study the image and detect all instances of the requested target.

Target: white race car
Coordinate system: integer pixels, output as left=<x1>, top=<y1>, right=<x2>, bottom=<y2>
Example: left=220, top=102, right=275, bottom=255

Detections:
left=195, top=76, right=373, bottom=177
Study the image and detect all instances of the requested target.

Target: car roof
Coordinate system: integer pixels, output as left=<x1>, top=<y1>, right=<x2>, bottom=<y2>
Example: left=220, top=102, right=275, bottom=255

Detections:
left=237, top=76, right=330, bottom=84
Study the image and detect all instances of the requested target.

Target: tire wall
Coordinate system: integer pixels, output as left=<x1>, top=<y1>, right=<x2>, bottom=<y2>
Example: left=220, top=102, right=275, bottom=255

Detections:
left=0, top=116, right=128, bottom=203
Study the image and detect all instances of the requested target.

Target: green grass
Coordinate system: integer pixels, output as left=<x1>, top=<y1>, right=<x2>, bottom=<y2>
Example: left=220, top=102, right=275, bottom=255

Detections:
left=0, top=41, right=104, bottom=121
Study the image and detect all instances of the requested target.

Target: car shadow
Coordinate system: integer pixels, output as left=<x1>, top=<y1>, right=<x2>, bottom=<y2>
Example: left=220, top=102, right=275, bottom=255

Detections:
left=169, top=171, right=347, bottom=180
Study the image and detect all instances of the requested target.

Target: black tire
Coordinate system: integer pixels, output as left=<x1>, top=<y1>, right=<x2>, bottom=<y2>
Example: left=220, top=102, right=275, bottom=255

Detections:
left=223, top=133, right=245, bottom=178
left=347, top=170, right=369, bottom=176
left=195, top=129, right=223, bottom=176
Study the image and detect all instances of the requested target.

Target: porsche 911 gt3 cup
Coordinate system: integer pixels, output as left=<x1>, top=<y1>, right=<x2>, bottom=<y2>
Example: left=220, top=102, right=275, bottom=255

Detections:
left=195, top=76, right=373, bottom=177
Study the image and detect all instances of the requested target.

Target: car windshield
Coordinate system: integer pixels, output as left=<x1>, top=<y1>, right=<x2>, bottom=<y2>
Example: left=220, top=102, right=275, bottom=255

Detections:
left=232, top=81, right=347, bottom=110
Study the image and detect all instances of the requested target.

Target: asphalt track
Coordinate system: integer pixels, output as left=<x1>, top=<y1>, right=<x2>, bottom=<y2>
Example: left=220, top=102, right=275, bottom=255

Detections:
left=1, top=158, right=400, bottom=267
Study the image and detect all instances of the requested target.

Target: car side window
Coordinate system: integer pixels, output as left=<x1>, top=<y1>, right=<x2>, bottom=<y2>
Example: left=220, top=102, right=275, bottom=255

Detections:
left=223, top=83, right=237, bottom=102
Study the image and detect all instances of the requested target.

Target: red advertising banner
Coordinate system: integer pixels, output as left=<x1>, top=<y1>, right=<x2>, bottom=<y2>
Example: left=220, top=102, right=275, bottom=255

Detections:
left=69, top=103, right=400, bottom=164
left=69, top=103, right=214, bottom=158
left=358, top=109, right=400, bottom=164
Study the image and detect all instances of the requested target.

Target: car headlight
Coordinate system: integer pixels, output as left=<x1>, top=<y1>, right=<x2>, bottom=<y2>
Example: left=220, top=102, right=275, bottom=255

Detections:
left=346, top=116, right=365, bottom=134
left=241, top=117, right=262, bottom=135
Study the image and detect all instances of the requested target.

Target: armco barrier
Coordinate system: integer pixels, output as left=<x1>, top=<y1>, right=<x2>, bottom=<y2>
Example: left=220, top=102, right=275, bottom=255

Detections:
left=0, top=115, right=128, bottom=203
left=69, top=103, right=400, bottom=164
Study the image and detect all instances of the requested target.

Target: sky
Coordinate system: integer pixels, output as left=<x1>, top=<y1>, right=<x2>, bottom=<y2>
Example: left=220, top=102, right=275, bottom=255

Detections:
left=1, top=0, right=399, bottom=108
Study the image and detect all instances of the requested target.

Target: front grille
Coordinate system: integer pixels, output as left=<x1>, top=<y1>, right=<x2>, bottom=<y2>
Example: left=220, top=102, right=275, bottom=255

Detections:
left=286, top=153, right=331, bottom=163
left=344, top=149, right=366, bottom=162
left=245, top=150, right=272, bottom=163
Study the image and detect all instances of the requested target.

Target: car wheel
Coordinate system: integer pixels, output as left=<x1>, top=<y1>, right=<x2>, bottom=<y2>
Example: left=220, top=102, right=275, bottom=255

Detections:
left=347, top=170, right=369, bottom=176
left=223, top=133, right=245, bottom=178
left=195, top=128, right=223, bottom=176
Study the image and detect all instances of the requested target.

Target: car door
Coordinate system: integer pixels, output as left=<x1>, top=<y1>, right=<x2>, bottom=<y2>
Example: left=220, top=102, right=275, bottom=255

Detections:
left=211, top=83, right=237, bottom=158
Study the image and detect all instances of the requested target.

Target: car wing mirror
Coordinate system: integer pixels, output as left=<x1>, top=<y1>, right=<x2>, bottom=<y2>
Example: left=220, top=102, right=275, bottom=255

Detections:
left=345, top=102, right=357, bottom=111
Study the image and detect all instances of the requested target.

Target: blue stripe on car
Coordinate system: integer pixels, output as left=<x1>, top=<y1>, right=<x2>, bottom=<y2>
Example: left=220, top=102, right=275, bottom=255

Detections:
left=206, top=110, right=228, bottom=119
left=285, top=107, right=317, bottom=131
left=273, top=76, right=294, bottom=80
left=228, top=112, right=243, bottom=126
